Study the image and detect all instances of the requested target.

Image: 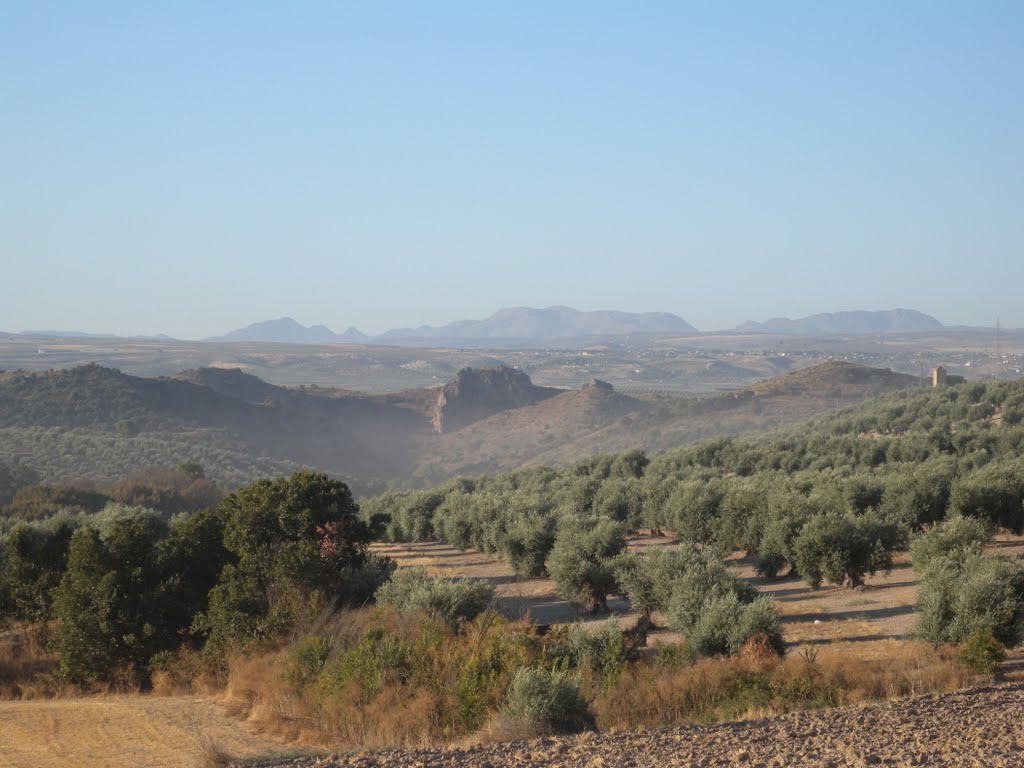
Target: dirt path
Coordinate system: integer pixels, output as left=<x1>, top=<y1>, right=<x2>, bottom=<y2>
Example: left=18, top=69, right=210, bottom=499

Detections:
left=255, top=681, right=1024, bottom=768
left=0, top=696, right=294, bottom=768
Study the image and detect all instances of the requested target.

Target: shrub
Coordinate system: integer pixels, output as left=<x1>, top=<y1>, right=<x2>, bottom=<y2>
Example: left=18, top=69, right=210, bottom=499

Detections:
left=958, top=626, right=1005, bottom=675
left=374, top=567, right=494, bottom=628
left=499, top=667, right=595, bottom=734
left=613, top=544, right=705, bottom=621
left=544, top=620, right=636, bottom=689
left=687, top=594, right=784, bottom=657
left=914, top=553, right=1024, bottom=646
left=910, top=516, right=994, bottom=571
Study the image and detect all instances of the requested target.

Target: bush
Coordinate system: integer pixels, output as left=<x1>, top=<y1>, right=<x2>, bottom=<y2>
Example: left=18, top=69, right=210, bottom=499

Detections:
left=500, top=667, right=595, bottom=734
left=374, top=567, right=494, bottom=628
left=544, top=620, right=636, bottom=689
left=613, top=544, right=706, bottom=621
left=914, top=552, right=1024, bottom=647
left=910, top=516, right=994, bottom=571
left=687, top=594, right=784, bottom=657
left=958, top=626, right=1006, bottom=675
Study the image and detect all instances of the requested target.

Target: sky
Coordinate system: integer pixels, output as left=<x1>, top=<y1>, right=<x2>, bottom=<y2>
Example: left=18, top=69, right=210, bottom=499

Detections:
left=2, top=2, right=1022, bottom=337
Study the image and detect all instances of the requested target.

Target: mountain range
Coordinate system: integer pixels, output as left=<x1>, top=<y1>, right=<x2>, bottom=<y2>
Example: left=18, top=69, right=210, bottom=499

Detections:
left=9, top=307, right=966, bottom=347
left=734, top=309, right=945, bottom=335
left=205, top=307, right=948, bottom=346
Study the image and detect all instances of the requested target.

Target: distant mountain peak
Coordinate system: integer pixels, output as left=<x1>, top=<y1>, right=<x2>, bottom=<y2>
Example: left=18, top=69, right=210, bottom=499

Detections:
left=207, top=317, right=361, bottom=344
left=735, top=309, right=944, bottom=335
left=379, top=306, right=697, bottom=343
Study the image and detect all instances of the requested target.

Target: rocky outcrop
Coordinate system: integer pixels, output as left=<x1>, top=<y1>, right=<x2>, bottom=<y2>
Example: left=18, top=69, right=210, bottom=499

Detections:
left=432, top=366, right=560, bottom=433
left=581, top=378, right=614, bottom=392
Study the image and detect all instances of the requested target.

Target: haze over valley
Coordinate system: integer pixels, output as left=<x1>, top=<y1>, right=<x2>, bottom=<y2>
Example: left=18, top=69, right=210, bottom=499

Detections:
left=4, top=3, right=1024, bottom=767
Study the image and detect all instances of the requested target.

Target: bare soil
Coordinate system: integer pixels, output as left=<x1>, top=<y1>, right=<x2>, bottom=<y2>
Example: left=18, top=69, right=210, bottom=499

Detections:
left=373, top=532, right=1024, bottom=660
left=255, top=681, right=1024, bottom=767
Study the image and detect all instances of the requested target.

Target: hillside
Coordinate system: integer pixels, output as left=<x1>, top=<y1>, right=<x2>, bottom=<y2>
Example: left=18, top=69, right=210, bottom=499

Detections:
left=415, top=361, right=923, bottom=478
left=750, top=359, right=919, bottom=396
left=0, top=365, right=431, bottom=490
left=0, top=360, right=930, bottom=490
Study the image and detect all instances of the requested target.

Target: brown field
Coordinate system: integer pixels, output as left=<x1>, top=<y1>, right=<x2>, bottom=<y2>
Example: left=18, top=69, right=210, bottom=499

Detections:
left=0, top=695, right=298, bottom=768
left=4, top=534, right=1022, bottom=767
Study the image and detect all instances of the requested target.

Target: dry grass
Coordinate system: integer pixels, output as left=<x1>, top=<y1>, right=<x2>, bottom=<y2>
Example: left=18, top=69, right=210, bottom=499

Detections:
left=0, top=622, right=61, bottom=699
left=0, top=695, right=295, bottom=768
left=596, top=640, right=974, bottom=731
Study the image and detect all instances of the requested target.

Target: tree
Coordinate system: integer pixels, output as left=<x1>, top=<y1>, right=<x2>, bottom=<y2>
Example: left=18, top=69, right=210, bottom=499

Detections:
left=793, top=512, right=902, bottom=588
left=613, top=545, right=703, bottom=624
left=914, top=553, right=1024, bottom=647
left=52, top=511, right=168, bottom=682
left=547, top=518, right=626, bottom=613
left=910, top=515, right=994, bottom=572
left=202, top=471, right=383, bottom=652
left=0, top=514, right=79, bottom=619
left=374, top=567, right=494, bottom=628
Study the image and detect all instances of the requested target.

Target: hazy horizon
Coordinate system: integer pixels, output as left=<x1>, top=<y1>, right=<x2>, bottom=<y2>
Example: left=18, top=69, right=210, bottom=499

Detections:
left=4, top=3, right=1022, bottom=337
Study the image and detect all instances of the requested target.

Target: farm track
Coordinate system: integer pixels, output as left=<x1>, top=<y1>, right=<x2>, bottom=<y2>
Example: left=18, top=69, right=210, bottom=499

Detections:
left=255, top=681, right=1024, bottom=768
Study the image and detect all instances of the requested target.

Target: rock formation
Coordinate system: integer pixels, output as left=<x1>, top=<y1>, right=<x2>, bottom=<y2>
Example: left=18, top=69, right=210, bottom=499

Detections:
left=432, top=366, right=560, bottom=433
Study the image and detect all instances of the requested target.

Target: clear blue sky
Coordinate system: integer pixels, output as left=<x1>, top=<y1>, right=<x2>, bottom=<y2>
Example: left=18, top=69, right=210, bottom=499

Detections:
left=3, top=2, right=1022, bottom=337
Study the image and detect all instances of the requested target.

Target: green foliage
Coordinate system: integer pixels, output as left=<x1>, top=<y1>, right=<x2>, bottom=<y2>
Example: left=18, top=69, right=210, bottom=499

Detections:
left=914, top=552, right=1024, bottom=647
left=910, top=516, right=994, bottom=571
left=547, top=518, right=626, bottom=613
left=949, top=459, right=1024, bottom=533
left=374, top=567, right=494, bottom=628
left=755, top=497, right=811, bottom=578
left=500, top=512, right=556, bottom=578
left=203, top=471, right=380, bottom=653
left=0, top=513, right=81, bottom=619
left=793, top=511, right=902, bottom=588
left=52, top=511, right=170, bottom=682
left=879, top=457, right=955, bottom=529
left=613, top=544, right=703, bottom=620
left=663, top=548, right=782, bottom=658
left=500, top=667, right=595, bottom=734
left=544, top=619, right=636, bottom=689
left=958, top=626, right=1006, bottom=674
